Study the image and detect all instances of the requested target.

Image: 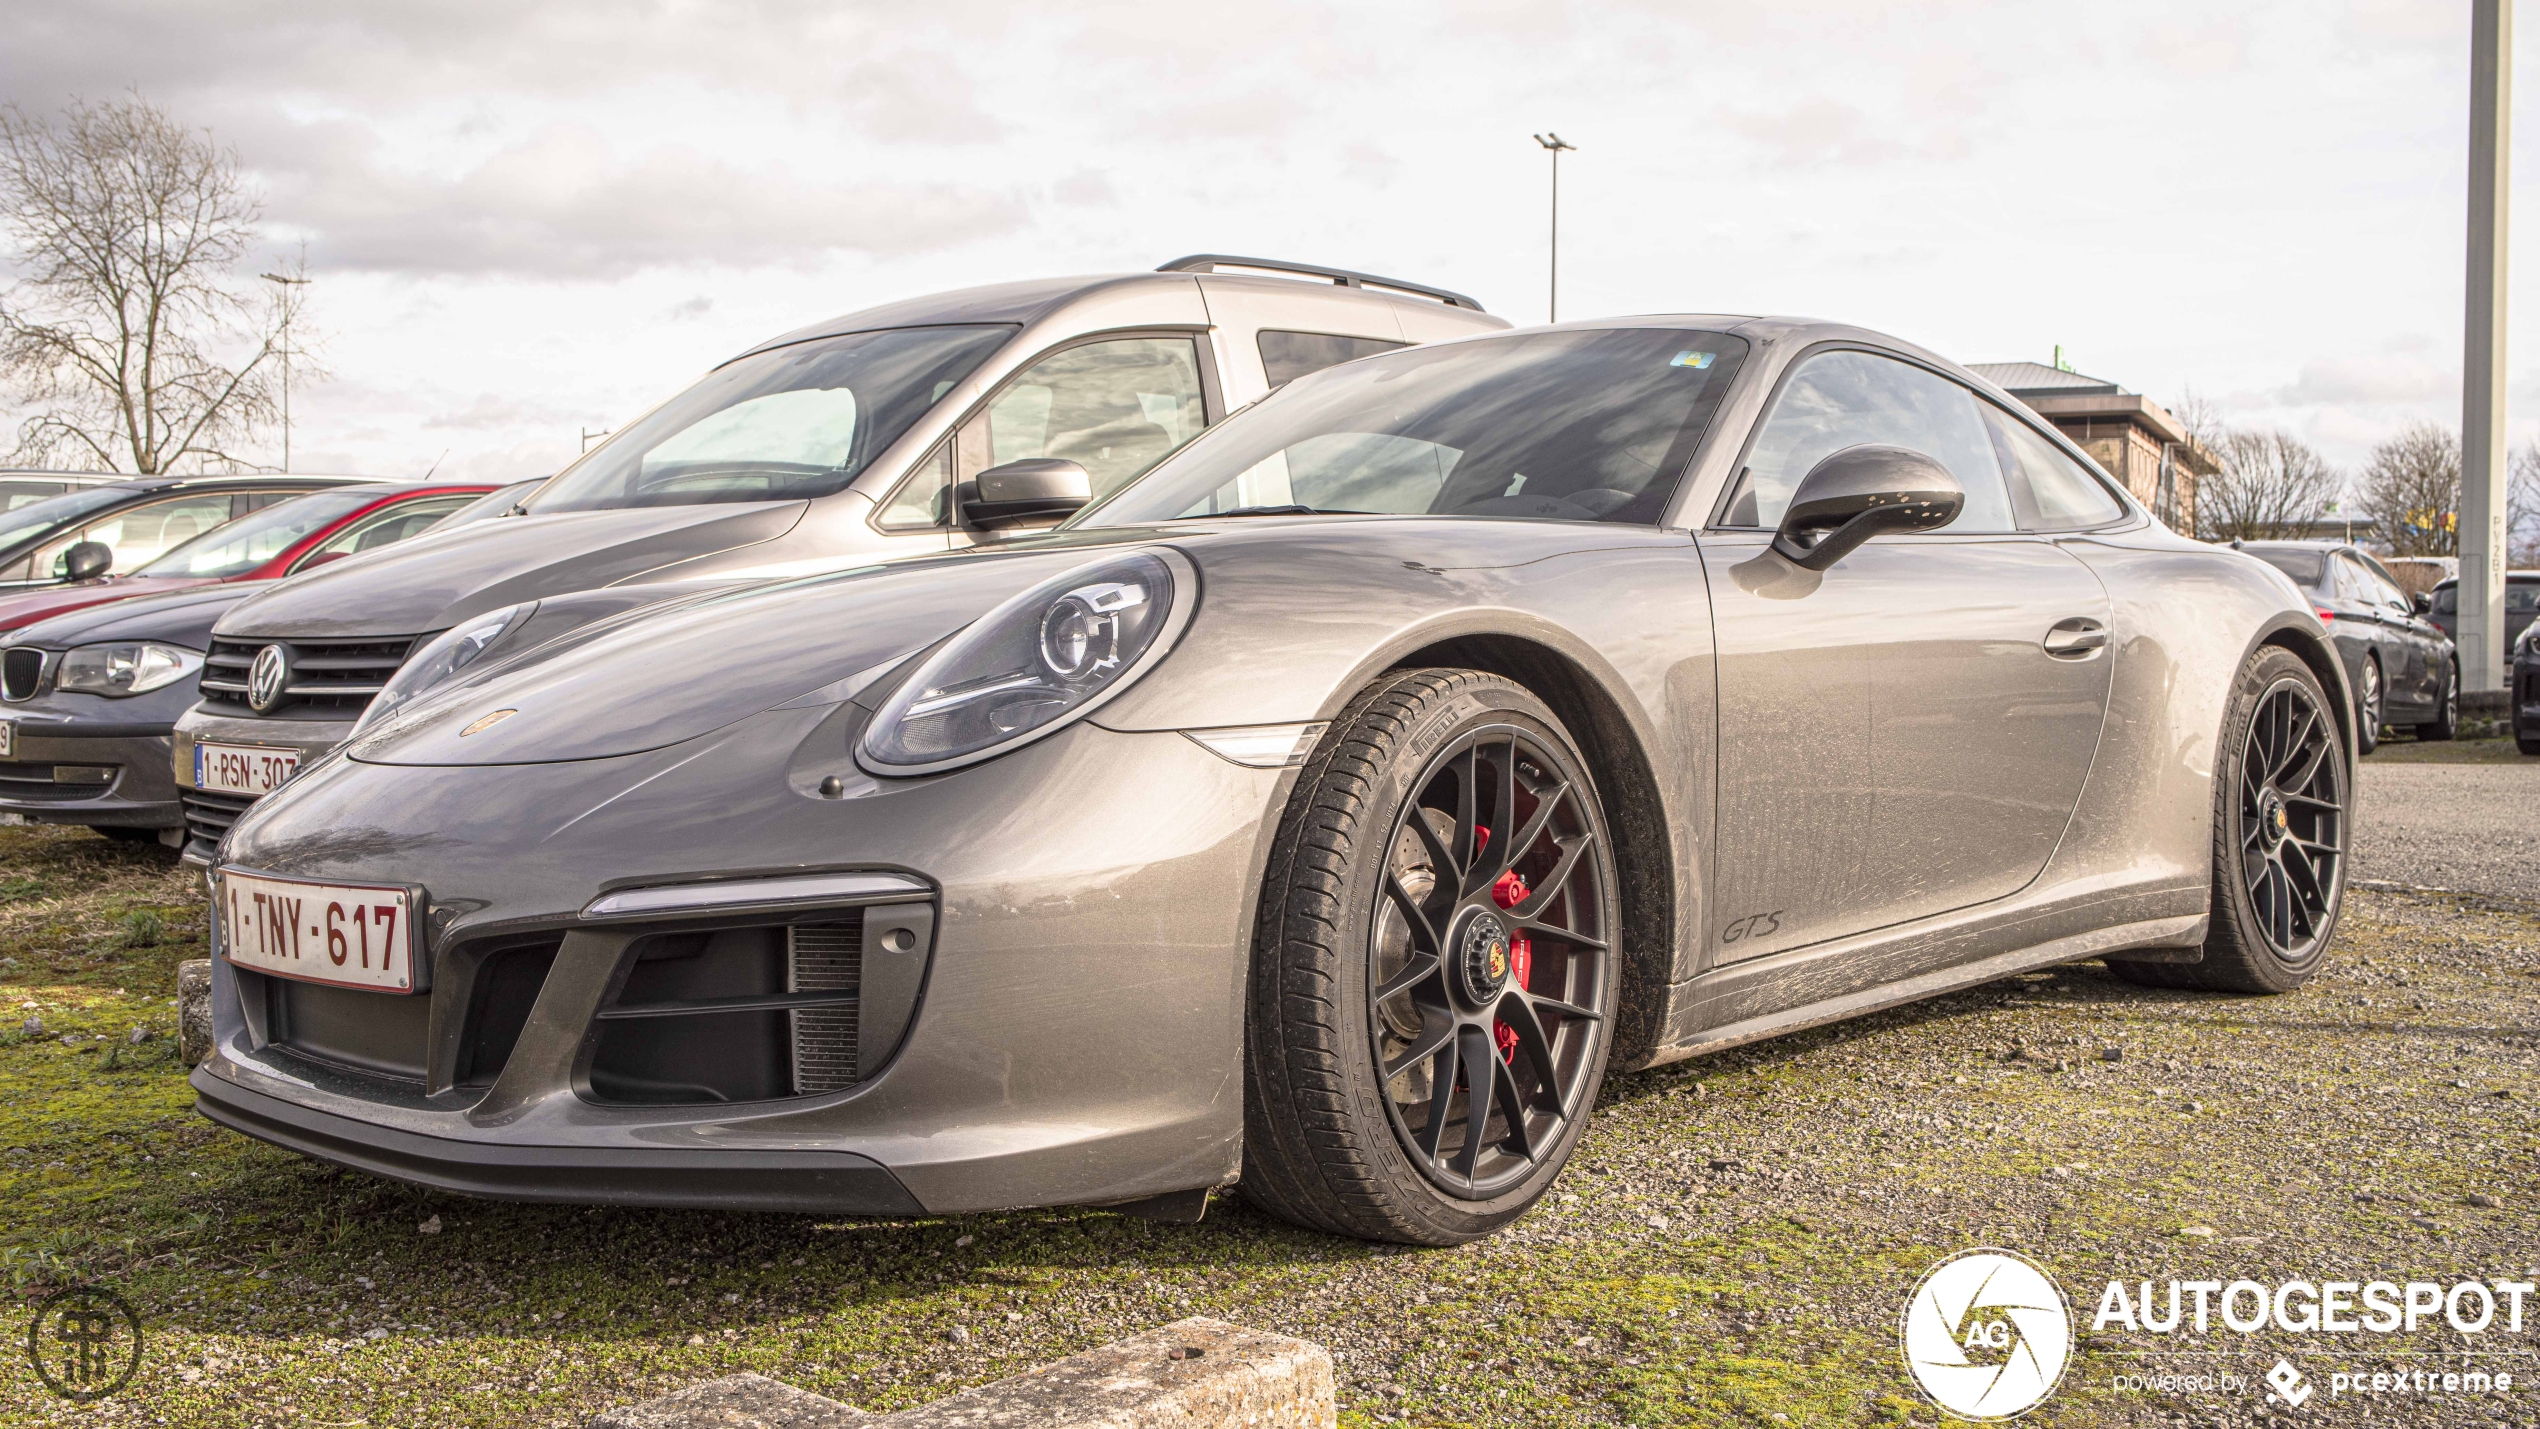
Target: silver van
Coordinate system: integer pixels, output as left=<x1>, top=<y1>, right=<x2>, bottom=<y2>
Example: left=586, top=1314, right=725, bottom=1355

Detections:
left=172, top=257, right=1504, bottom=858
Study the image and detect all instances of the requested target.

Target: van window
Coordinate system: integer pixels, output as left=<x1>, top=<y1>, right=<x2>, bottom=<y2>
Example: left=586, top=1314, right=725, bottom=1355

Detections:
left=1258, top=331, right=1405, bottom=389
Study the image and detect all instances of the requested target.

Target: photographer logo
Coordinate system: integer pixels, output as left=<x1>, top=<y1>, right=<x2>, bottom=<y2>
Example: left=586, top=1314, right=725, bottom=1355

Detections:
left=1902, top=1249, right=2073, bottom=1420
left=25, top=1284, right=143, bottom=1402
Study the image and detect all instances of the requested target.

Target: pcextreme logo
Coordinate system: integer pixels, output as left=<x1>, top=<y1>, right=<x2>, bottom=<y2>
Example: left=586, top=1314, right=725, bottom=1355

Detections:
left=1901, top=1248, right=2074, bottom=1421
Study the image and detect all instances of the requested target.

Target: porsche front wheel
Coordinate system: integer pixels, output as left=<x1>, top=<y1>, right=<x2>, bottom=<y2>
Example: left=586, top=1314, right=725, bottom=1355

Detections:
left=1242, top=670, right=1619, bottom=1245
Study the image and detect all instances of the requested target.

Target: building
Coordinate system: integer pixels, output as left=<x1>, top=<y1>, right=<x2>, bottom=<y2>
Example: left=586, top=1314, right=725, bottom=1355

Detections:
left=1969, top=361, right=2218, bottom=534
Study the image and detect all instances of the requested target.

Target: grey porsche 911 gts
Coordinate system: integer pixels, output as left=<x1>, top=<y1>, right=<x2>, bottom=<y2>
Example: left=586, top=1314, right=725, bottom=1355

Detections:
left=192, top=316, right=2352, bottom=1245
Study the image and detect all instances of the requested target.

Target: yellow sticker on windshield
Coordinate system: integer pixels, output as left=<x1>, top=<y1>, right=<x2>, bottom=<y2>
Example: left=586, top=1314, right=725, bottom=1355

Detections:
left=1670, top=351, right=1715, bottom=369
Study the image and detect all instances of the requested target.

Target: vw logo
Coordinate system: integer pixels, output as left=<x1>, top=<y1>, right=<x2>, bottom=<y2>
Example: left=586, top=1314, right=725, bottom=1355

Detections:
left=246, top=644, right=292, bottom=713
left=1901, top=1248, right=2071, bottom=1420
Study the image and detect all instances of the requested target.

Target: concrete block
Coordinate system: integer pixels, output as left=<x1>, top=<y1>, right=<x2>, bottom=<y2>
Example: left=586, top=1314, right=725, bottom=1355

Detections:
left=177, top=959, right=212, bottom=1067
left=590, top=1372, right=866, bottom=1428
left=877, top=1317, right=1334, bottom=1429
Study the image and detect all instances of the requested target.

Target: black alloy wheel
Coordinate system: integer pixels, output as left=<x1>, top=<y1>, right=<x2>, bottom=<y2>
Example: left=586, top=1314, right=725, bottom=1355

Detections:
left=2111, top=646, right=2347, bottom=994
left=2234, top=677, right=2345, bottom=962
left=1242, top=669, right=1620, bottom=1245
left=1368, top=728, right=1610, bottom=1200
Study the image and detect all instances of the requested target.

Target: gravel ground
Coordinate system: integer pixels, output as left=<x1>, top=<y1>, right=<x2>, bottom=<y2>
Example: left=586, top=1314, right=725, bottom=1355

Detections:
left=2355, top=737, right=2539, bottom=899
left=3, top=838, right=2535, bottom=1426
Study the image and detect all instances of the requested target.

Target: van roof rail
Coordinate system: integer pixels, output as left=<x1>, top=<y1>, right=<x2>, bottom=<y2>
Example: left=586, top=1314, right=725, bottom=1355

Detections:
left=1155, top=254, right=1485, bottom=312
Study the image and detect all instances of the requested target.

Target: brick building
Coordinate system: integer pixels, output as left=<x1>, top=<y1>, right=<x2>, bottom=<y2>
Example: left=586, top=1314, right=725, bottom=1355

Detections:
left=1968, top=361, right=2217, bottom=534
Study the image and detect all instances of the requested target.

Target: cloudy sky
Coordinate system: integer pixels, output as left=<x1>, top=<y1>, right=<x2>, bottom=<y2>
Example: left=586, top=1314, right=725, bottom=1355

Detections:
left=0, top=0, right=2523, bottom=485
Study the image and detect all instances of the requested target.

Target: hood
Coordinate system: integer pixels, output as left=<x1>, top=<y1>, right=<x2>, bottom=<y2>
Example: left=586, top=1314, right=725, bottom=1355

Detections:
left=349, top=543, right=1128, bottom=766
left=214, top=500, right=806, bottom=641
left=7, top=580, right=270, bottom=651
left=0, top=575, right=216, bottom=632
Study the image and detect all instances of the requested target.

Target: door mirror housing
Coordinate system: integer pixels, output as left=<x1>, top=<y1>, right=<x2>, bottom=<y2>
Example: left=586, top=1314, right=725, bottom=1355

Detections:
left=962, top=458, right=1092, bottom=529
left=1769, top=445, right=1964, bottom=571
left=60, top=541, right=112, bottom=583
left=2410, top=591, right=2433, bottom=616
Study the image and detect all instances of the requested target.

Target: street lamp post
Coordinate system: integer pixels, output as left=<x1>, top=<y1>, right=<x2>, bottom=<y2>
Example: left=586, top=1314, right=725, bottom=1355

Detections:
left=259, top=271, right=311, bottom=473
left=1532, top=132, right=1576, bottom=323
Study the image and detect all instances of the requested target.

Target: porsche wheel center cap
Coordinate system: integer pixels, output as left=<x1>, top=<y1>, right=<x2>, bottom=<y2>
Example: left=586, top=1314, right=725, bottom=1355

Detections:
left=2257, top=789, right=2290, bottom=849
left=1454, top=911, right=1514, bottom=1006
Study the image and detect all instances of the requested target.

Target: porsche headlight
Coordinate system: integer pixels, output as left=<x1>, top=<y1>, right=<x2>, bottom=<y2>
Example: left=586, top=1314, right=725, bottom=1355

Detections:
left=858, top=549, right=1190, bottom=775
left=56, top=642, right=200, bottom=696
left=351, top=603, right=534, bottom=737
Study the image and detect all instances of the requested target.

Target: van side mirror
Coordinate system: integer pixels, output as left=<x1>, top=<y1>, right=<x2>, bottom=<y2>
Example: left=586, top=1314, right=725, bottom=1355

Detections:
left=961, top=458, right=1092, bottom=529
left=1769, top=445, right=1964, bottom=571
left=61, top=541, right=112, bottom=582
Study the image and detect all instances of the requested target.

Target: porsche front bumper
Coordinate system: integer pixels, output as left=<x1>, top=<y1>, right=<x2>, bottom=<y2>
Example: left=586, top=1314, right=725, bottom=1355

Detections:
left=191, top=711, right=1295, bottom=1216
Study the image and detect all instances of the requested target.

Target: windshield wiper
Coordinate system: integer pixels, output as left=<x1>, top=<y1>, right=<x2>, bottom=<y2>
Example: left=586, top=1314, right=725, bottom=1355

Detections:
left=1169, top=504, right=1363, bottom=520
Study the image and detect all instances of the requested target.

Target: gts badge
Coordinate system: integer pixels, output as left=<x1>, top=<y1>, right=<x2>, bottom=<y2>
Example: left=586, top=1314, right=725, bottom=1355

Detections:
left=1720, top=910, right=1783, bottom=946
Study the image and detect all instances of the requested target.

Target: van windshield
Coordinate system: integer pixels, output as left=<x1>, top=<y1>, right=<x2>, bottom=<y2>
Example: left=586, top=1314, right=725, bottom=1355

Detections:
left=528, top=325, right=1014, bottom=514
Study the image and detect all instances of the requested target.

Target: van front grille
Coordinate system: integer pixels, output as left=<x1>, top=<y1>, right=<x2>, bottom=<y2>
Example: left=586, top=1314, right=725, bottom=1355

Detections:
left=181, top=789, right=257, bottom=861
left=200, top=635, right=420, bottom=717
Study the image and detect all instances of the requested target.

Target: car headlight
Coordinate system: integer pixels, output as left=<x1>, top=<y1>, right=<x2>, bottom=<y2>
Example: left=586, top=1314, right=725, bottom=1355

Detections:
left=350, top=603, right=534, bottom=738
left=55, top=642, right=201, bottom=696
left=858, top=549, right=1191, bottom=775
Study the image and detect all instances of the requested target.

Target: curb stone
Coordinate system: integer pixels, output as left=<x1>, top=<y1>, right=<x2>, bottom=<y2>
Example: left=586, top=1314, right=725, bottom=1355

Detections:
left=590, top=1318, right=1334, bottom=1429
left=177, top=958, right=212, bottom=1066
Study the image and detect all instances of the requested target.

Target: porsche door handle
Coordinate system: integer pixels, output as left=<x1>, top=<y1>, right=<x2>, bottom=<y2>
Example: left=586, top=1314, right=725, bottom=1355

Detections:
left=2041, top=617, right=2109, bottom=658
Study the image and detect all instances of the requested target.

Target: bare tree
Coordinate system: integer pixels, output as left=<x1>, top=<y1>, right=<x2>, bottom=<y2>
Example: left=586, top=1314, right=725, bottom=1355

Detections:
left=2197, top=427, right=2342, bottom=543
left=2511, top=439, right=2540, bottom=567
left=0, top=96, right=296, bottom=472
left=2358, top=422, right=2460, bottom=558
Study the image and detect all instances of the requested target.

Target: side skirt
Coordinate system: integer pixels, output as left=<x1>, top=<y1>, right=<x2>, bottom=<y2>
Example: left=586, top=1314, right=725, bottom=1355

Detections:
left=1637, top=911, right=2207, bottom=1068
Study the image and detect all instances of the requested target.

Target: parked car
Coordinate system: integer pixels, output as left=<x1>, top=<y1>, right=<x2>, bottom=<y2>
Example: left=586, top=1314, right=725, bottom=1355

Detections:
left=0, top=483, right=517, bottom=841
left=191, top=315, right=2352, bottom=1245
left=0, top=482, right=498, bottom=633
left=171, top=257, right=1505, bottom=859
left=2237, top=540, right=2455, bottom=751
left=2427, top=570, right=2538, bottom=655
left=0, top=474, right=374, bottom=593
left=2517, top=617, right=2540, bottom=755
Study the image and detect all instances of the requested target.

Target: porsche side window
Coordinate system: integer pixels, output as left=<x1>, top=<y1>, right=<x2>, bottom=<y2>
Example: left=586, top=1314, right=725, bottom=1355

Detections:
left=875, top=443, right=955, bottom=530
left=1258, top=331, right=1405, bottom=389
left=1993, top=416, right=2126, bottom=530
left=1726, top=351, right=2015, bottom=532
left=986, top=337, right=1207, bottom=501
left=1084, top=327, right=1751, bottom=527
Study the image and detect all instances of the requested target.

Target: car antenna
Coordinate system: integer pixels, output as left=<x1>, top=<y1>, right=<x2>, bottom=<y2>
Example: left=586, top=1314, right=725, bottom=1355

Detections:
left=421, top=449, right=448, bottom=480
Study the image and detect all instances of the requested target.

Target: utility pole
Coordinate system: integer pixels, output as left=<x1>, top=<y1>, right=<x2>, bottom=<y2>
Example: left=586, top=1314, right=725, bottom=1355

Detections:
left=2462, top=0, right=2513, bottom=695
left=1533, top=133, right=1575, bottom=323
left=260, top=271, right=312, bottom=472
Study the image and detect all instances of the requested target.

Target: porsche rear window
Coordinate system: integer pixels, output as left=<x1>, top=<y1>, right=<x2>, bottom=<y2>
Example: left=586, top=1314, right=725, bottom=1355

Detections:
left=1083, top=328, right=1750, bottom=527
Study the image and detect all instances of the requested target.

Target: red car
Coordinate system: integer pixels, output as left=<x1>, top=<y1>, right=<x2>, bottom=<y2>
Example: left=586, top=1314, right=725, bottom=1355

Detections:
left=0, top=483, right=498, bottom=632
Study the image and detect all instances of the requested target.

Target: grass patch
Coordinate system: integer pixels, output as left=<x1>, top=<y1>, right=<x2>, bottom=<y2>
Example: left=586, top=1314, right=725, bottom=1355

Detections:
left=1, top=824, right=2533, bottom=1427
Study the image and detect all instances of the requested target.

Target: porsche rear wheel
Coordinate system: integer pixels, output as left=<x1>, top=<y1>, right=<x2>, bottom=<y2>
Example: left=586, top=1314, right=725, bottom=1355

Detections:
left=1241, top=669, right=1618, bottom=1245
left=2110, top=647, right=2347, bottom=994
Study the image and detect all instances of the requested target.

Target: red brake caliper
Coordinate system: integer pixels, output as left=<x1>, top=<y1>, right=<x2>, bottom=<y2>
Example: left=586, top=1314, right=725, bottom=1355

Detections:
left=1492, top=865, right=1531, bottom=1063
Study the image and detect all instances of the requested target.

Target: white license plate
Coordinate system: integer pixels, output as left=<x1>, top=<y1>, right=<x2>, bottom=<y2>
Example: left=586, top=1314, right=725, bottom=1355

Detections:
left=217, top=869, right=418, bottom=992
left=195, top=741, right=299, bottom=795
left=0, top=721, right=11, bottom=759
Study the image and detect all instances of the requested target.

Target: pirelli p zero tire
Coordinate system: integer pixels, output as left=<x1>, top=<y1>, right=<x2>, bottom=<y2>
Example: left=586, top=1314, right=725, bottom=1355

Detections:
left=2110, top=647, right=2347, bottom=995
left=1241, top=669, right=1619, bottom=1245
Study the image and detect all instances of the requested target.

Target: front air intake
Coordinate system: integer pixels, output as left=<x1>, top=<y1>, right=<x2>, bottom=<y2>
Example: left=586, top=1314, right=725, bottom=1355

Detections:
left=788, top=922, right=863, bottom=1094
left=2, top=647, right=44, bottom=701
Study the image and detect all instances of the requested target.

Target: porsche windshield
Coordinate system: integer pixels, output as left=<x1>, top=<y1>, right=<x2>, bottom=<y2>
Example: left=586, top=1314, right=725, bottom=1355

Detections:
left=1081, top=328, right=1750, bottom=527
left=528, top=325, right=1014, bottom=513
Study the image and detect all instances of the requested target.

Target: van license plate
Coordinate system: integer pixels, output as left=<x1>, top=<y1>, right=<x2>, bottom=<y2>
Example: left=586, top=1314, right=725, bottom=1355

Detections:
left=196, top=741, right=298, bottom=795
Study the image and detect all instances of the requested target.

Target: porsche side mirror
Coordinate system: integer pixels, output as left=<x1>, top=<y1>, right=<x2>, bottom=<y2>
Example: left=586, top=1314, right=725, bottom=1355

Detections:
left=1769, top=445, right=1964, bottom=571
left=2411, top=591, right=2433, bottom=616
left=962, top=458, right=1093, bottom=529
left=60, top=541, right=112, bottom=582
